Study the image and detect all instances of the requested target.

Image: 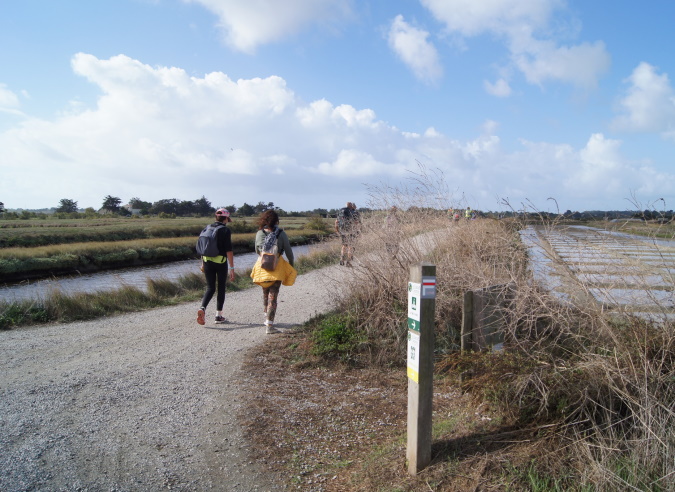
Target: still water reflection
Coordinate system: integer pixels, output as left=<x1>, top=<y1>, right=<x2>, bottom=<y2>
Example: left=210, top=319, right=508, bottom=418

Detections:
left=0, top=245, right=311, bottom=302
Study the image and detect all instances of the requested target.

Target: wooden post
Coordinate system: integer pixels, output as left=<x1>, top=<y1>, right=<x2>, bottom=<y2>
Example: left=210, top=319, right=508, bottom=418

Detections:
left=407, top=263, right=436, bottom=475
left=461, top=290, right=473, bottom=353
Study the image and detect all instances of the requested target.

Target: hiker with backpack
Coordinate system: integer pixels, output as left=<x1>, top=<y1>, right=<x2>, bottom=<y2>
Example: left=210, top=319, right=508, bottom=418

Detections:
left=334, top=201, right=361, bottom=267
left=196, top=208, right=235, bottom=326
left=250, top=210, right=296, bottom=334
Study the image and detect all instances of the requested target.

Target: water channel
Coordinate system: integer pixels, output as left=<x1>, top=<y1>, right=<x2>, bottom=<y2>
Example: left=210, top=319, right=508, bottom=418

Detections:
left=0, top=245, right=313, bottom=303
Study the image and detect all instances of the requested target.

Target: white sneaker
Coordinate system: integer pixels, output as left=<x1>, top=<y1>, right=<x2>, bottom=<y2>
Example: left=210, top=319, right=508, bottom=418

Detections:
left=266, top=324, right=280, bottom=334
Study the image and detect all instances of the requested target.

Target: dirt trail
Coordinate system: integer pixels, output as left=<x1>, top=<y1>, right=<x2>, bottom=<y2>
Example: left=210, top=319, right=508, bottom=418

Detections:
left=0, top=265, right=345, bottom=491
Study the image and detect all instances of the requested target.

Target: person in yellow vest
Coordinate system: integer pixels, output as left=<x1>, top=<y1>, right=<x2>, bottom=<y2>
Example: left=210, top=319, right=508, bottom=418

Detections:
left=465, top=207, right=472, bottom=220
left=197, top=208, right=235, bottom=326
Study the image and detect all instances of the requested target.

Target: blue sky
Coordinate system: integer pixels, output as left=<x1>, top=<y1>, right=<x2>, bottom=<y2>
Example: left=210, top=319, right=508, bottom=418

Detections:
left=1, top=0, right=674, bottom=213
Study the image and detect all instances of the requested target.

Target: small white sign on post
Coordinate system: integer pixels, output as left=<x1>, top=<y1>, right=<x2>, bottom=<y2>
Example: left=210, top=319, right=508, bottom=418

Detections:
left=408, top=282, right=421, bottom=331
left=407, top=331, right=420, bottom=383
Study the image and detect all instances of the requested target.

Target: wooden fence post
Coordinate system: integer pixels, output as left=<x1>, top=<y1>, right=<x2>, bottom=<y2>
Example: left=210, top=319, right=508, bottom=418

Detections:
left=461, top=290, right=473, bottom=353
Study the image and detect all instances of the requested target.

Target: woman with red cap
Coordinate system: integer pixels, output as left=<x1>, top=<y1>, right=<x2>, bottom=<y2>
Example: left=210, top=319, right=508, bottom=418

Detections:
left=197, top=208, right=235, bottom=325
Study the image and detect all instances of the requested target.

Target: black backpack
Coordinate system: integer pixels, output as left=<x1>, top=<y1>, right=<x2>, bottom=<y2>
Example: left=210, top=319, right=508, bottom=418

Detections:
left=196, top=223, right=225, bottom=257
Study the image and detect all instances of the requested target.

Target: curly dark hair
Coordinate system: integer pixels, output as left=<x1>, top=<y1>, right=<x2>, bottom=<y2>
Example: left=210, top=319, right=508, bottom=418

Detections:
left=257, top=210, right=279, bottom=230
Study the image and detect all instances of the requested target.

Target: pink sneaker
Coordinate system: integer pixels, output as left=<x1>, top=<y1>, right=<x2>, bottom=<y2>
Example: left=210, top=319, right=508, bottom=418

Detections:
left=197, top=308, right=205, bottom=325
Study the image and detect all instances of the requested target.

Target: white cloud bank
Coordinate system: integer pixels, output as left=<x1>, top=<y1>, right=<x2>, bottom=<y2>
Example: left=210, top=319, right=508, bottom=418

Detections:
left=0, top=54, right=673, bottom=212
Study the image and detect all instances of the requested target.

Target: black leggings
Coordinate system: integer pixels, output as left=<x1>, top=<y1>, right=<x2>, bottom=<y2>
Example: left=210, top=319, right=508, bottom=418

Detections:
left=201, top=260, right=228, bottom=311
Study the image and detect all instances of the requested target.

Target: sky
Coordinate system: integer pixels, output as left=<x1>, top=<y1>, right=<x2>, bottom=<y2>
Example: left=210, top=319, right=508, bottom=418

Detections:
left=1, top=0, right=675, bottom=214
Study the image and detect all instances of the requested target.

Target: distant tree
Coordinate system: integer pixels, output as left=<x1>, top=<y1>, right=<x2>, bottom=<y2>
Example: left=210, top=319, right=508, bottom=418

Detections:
left=0, top=201, right=5, bottom=213
left=101, top=195, right=122, bottom=213
left=238, top=202, right=255, bottom=216
left=56, top=198, right=78, bottom=213
left=193, top=196, right=214, bottom=216
left=150, top=198, right=181, bottom=215
left=128, top=197, right=152, bottom=210
left=254, top=201, right=278, bottom=214
left=174, top=200, right=193, bottom=216
left=224, top=204, right=237, bottom=214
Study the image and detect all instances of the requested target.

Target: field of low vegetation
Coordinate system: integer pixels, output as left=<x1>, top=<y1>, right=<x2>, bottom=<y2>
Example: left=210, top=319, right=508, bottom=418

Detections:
left=587, top=218, right=675, bottom=240
left=0, top=215, right=333, bottom=281
left=241, top=172, right=674, bottom=491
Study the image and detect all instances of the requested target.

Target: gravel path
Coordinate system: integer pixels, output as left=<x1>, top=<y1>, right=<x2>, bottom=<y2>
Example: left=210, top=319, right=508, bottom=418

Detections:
left=0, top=266, right=344, bottom=491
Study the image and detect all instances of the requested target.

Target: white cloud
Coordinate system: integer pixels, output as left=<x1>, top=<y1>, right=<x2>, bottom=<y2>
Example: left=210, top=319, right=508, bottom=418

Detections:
left=388, top=15, right=442, bottom=85
left=184, top=0, right=353, bottom=53
left=611, top=62, right=675, bottom=138
left=574, top=133, right=623, bottom=192
left=316, top=149, right=406, bottom=176
left=0, top=84, right=25, bottom=117
left=511, top=37, right=610, bottom=89
left=0, top=84, right=20, bottom=109
left=421, top=0, right=610, bottom=89
left=484, top=78, right=512, bottom=97
left=482, top=119, right=500, bottom=135
left=420, top=0, right=556, bottom=36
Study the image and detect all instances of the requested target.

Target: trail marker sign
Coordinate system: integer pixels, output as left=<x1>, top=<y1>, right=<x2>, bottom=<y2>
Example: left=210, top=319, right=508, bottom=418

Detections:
left=407, top=263, right=436, bottom=476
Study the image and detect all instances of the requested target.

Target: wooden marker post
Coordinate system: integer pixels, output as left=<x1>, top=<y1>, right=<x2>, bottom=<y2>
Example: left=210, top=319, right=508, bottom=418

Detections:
left=406, top=262, right=436, bottom=475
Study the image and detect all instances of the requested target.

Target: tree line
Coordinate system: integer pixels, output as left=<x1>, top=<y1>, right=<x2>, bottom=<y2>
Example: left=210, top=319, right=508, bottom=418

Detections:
left=0, top=197, right=347, bottom=219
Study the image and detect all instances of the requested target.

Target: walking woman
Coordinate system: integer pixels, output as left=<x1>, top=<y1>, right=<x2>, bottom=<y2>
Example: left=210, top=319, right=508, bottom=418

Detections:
left=250, top=210, right=296, bottom=334
left=197, top=208, right=235, bottom=325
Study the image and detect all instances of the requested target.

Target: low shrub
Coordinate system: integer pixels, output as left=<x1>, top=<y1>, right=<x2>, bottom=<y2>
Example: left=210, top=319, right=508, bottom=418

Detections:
left=228, top=219, right=257, bottom=234
left=147, top=277, right=182, bottom=298
left=311, top=312, right=364, bottom=362
left=303, top=215, right=331, bottom=234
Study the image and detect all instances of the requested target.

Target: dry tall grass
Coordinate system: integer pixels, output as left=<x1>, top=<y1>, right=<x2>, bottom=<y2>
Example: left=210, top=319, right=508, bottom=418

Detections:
left=332, top=169, right=674, bottom=490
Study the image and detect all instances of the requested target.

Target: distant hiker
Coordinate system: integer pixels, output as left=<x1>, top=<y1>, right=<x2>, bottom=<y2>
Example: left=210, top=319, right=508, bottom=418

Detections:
left=250, top=210, right=296, bottom=334
left=465, top=207, right=472, bottom=220
left=196, top=208, right=235, bottom=325
left=449, top=208, right=460, bottom=224
left=335, top=202, right=361, bottom=267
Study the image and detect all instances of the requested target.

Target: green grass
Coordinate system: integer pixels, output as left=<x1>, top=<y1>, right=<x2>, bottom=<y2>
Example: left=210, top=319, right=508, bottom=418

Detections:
left=587, top=219, right=675, bottom=239
left=311, top=312, right=366, bottom=361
